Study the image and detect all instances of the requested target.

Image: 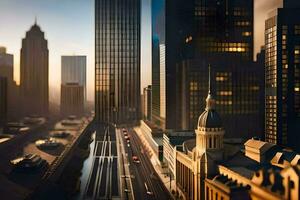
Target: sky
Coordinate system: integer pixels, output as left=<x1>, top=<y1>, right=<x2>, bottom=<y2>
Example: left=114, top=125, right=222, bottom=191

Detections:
left=0, top=0, right=281, bottom=104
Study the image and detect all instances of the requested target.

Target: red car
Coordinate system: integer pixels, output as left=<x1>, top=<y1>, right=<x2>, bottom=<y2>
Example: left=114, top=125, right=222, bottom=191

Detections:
left=132, top=156, right=140, bottom=163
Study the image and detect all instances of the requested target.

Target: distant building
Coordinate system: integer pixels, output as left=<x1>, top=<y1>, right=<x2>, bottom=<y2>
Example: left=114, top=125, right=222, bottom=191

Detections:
left=95, top=0, right=141, bottom=125
left=61, top=56, right=87, bottom=102
left=0, top=47, right=19, bottom=120
left=60, top=83, right=84, bottom=116
left=0, top=47, right=13, bottom=81
left=265, top=0, right=300, bottom=151
left=0, top=77, right=7, bottom=127
left=20, top=22, right=49, bottom=116
left=142, top=85, right=152, bottom=121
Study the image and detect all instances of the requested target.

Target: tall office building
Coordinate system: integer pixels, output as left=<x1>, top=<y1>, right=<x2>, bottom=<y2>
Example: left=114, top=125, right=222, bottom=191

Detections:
left=20, top=22, right=49, bottom=116
left=159, top=44, right=166, bottom=128
left=61, top=56, right=87, bottom=102
left=265, top=0, right=300, bottom=151
left=0, top=77, right=7, bottom=128
left=151, top=36, right=161, bottom=125
left=0, top=47, right=19, bottom=120
left=165, top=0, right=256, bottom=133
left=151, top=0, right=165, bottom=127
left=61, top=83, right=84, bottom=116
left=95, top=0, right=141, bottom=124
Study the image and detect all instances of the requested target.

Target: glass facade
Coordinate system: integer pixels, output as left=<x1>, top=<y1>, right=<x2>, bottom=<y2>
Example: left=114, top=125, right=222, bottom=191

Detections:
left=151, top=0, right=165, bottom=127
left=95, top=0, right=141, bottom=124
left=176, top=59, right=264, bottom=139
left=265, top=3, right=300, bottom=150
left=166, top=0, right=254, bottom=129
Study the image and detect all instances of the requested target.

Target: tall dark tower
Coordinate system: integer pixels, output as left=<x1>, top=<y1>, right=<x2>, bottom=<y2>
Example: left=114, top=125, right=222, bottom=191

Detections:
left=95, top=0, right=141, bottom=124
left=166, top=0, right=254, bottom=130
left=265, top=0, right=300, bottom=151
left=20, top=21, right=49, bottom=116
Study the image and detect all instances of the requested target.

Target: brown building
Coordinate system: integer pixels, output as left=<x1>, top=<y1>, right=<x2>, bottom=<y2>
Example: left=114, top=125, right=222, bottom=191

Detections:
left=20, top=22, right=49, bottom=116
left=0, top=77, right=7, bottom=127
left=60, top=83, right=84, bottom=116
left=0, top=47, right=19, bottom=120
left=143, top=85, right=152, bottom=121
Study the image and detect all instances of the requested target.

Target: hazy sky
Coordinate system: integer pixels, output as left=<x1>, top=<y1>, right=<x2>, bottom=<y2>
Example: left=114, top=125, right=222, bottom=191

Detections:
left=0, top=0, right=281, bottom=103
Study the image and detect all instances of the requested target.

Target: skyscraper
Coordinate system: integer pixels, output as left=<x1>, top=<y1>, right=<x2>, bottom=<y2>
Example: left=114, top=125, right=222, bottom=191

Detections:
left=95, top=0, right=141, bottom=124
left=159, top=44, right=166, bottom=128
left=20, top=22, right=49, bottom=116
left=0, top=47, right=19, bottom=120
left=61, top=55, right=87, bottom=102
left=165, top=0, right=254, bottom=129
left=151, top=0, right=165, bottom=127
left=61, top=83, right=84, bottom=116
left=265, top=0, right=300, bottom=151
left=151, top=36, right=161, bottom=125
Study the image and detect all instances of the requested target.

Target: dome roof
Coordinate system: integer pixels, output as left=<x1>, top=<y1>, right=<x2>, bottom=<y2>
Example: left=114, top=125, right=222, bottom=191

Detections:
left=197, top=65, right=223, bottom=129
left=198, top=109, right=222, bottom=128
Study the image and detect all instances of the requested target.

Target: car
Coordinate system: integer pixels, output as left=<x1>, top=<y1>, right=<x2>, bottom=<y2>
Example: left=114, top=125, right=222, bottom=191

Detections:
left=144, top=182, right=153, bottom=195
left=132, top=156, right=140, bottom=163
left=124, top=189, right=131, bottom=193
left=124, top=135, right=130, bottom=140
left=11, top=154, right=47, bottom=172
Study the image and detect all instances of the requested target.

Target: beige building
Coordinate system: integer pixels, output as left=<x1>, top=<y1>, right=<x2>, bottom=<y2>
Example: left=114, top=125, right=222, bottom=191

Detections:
left=171, top=67, right=300, bottom=200
left=175, top=67, right=226, bottom=199
left=60, top=83, right=84, bottom=116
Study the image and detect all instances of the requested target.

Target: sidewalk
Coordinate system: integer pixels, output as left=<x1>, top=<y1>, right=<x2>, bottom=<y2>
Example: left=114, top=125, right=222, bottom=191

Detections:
left=134, top=127, right=177, bottom=199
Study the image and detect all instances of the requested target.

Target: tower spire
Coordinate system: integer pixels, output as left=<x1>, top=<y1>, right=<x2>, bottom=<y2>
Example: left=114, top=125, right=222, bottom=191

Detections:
left=206, top=64, right=215, bottom=110
left=34, top=16, right=37, bottom=25
left=208, top=64, right=211, bottom=95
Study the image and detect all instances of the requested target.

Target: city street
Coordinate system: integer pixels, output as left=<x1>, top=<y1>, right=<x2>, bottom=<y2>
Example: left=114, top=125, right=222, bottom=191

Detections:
left=118, top=127, right=172, bottom=200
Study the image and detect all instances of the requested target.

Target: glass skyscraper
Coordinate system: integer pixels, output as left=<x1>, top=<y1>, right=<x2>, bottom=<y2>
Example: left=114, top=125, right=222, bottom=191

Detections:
left=265, top=0, right=300, bottom=151
left=166, top=0, right=254, bottom=130
left=95, top=0, right=141, bottom=124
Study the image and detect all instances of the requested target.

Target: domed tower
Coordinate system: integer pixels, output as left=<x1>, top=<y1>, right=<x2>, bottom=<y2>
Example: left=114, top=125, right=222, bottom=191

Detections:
left=195, top=65, right=225, bottom=154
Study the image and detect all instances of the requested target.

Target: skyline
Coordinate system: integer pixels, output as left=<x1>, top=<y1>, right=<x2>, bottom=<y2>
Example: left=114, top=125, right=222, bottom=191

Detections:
left=0, top=0, right=280, bottom=104
left=1, top=0, right=300, bottom=200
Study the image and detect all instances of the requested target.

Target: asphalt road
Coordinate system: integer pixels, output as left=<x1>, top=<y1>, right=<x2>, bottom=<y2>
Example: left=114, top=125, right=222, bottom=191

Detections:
left=83, top=124, right=120, bottom=199
left=119, top=127, right=172, bottom=200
